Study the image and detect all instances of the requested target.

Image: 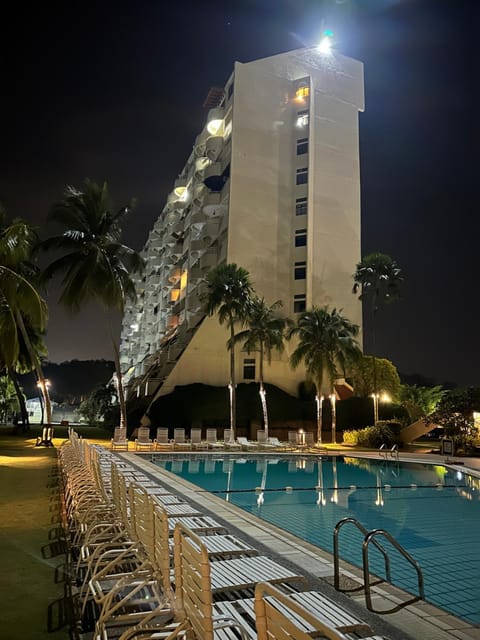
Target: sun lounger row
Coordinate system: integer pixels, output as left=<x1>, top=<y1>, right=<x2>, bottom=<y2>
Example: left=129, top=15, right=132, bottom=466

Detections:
left=59, top=432, right=387, bottom=640
left=113, top=426, right=315, bottom=452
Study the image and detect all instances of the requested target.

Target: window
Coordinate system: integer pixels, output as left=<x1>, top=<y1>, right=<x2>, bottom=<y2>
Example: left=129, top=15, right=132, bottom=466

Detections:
left=243, top=358, right=256, bottom=380
left=296, top=110, right=309, bottom=128
left=296, top=138, right=308, bottom=155
left=296, top=168, right=308, bottom=185
left=295, top=86, right=309, bottom=100
left=296, top=197, right=308, bottom=216
left=294, top=294, right=306, bottom=313
left=295, top=229, right=307, bottom=247
left=294, top=261, right=306, bottom=280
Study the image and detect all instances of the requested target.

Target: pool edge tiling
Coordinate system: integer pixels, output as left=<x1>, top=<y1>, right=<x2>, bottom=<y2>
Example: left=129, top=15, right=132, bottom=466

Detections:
left=126, top=452, right=480, bottom=640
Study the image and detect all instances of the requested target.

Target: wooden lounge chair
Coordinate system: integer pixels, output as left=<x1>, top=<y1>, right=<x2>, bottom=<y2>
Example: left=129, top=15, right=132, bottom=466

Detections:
left=174, top=523, right=304, bottom=597
left=153, top=428, right=174, bottom=450
left=134, top=426, right=153, bottom=451
left=111, top=427, right=129, bottom=451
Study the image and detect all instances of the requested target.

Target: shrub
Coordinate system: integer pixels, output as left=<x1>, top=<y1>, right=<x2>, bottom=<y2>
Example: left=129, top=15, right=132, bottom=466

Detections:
left=342, top=421, right=402, bottom=448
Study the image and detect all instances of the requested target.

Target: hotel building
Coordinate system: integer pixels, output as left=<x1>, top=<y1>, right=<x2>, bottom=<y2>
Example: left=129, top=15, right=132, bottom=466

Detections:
left=119, top=46, right=364, bottom=405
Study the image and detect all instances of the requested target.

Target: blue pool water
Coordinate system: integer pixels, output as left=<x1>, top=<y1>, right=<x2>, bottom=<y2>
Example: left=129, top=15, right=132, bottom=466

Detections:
left=152, top=454, right=480, bottom=624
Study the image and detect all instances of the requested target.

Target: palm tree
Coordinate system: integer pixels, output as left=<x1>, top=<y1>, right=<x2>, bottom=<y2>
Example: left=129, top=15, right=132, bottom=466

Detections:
left=352, top=252, right=403, bottom=414
left=289, top=306, right=361, bottom=444
left=203, top=263, right=253, bottom=443
left=40, top=179, right=144, bottom=430
left=0, top=208, right=51, bottom=425
left=232, top=297, right=290, bottom=439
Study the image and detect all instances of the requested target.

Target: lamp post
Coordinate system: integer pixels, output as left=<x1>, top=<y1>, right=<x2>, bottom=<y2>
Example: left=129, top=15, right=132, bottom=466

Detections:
left=371, top=393, right=379, bottom=425
left=330, top=393, right=337, bottom=444
left=315, top=394, right=324, bottom=445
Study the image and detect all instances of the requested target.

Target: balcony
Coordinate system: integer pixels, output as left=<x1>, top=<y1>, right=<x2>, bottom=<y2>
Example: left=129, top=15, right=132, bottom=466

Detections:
left=203, top=163, right=224, bottom=192
left=202, top=192, right=227, bottom=218
left=194, top=128, right=209, bottom=157
left=205, top=136, right=223, bottom=161
left=200, top=249, right=218, bottom=270
left=194, top=156, right=210, bottom=180
left=206, top=107, right=224, bottom=136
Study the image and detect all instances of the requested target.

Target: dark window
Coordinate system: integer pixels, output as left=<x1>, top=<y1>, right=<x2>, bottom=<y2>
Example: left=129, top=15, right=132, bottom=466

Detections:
left=296, top=197, right=308, bottom=216
left=297, top=138, right=308, bottom=155
left=296, top=168, right=308, bottom=185
left=295, top=229, right=307, bottom=247
left=294, top=261, right=306, bottom=280
left=243, top=358, right=256, bottom=380
left=294, top=294, right=306, bottom=313
left=227, top=83, right=234, bottom=99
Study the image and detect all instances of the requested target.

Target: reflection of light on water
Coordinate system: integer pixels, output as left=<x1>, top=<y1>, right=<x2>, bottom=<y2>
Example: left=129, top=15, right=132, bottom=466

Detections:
left=457, top=488, right=473, bottom=501
left=296, top=458, right=307, bottom=470
left=434, top=465, right=448, bottom=478
left=456, top=471, right=463, bottom=481
left=375, top=471, right=384, bottom=507
left=331, top=458, right=338, bottom=504
left=316, top=459, right=326, bottom=506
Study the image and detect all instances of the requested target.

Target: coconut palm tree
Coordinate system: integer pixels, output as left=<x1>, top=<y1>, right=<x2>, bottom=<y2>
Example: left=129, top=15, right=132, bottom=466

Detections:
left=203, top=263, right=253, bottom=443
left=232, top=297, right=290, bottom=439
left=0, top=208, right=51, bottom=425
left=289, top=306, right=361, bottom=444
left=352, top=252, right=403, bottom=412
left=40, top=179, right=144, bottom=430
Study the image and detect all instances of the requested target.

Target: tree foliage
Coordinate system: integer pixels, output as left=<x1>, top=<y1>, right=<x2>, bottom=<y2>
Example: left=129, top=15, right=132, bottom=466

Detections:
left=289, top=306, right=361, bottom=395
left=399, top=384, right=444, bottom=421
left=203, top=263, right=254, bottom=439
left=429, top=387, right=480, bottom=447
left=41, top=180, right=144, bottom=430
left=78, top=383, right=117, bottom=426
left=350, top=355, right=401, bottom=400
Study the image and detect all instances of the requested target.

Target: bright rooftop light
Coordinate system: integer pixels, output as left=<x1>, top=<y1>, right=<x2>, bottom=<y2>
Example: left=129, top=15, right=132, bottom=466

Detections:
left=318, top=29, right=334, bottom=54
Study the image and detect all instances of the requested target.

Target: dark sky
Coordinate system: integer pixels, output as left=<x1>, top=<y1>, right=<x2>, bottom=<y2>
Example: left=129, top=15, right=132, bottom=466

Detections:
left=1, top=0, right=477, bottom=387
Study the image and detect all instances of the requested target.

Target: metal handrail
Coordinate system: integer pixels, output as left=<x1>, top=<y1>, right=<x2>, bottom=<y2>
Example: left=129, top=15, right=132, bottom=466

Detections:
left=363, top=529, right=425, bottom=611
left=333, top=517, right=391, bottom=591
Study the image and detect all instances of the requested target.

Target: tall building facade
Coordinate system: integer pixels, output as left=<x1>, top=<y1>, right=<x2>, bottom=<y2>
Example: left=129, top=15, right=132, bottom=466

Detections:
left=120, top=46, right=364, bottom=404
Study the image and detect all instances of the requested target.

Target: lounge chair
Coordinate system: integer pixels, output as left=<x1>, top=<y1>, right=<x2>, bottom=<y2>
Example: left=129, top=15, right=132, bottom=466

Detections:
left=111, top=427, right=128, bottom=451
left=237, top=436, right=259, bottom=451
left=267, top=436, right=287, bottom=450
left=190, top=427, right=207, bottom=450
left=256, top=430, right=276, bottom=449
left=153, top=427, right=173, bottom=450
left=134, top=426, right=153, bottom=451
left=206, top=428, right=223, bottom=449
left=173, top=427, right=191, bottom=450
left=288, top=430, right=298, bottom=449
left=224, top=429, right=241, bottom=449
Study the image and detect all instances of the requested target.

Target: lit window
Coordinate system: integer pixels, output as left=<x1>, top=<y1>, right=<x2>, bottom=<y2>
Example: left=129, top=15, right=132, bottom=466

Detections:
left=243, top=358, right=256, bottom=380
left=295, top=86, right=310, bottom=100
left=295, top=229, right=307, bottom=247
left=294, top=294, right=306, bottom=313
left=294, top=261, right=306, bottom=280
left=296, top=197, right=308, bottom=216
left=296, top=168, right=308, bottom=185
left=296, top=110, right=309, bottom=128
left=297, top=138, right=308, bottom=155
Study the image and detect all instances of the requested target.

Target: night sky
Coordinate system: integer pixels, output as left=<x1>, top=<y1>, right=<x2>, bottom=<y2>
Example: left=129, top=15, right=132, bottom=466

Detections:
left=1, top=0, right=477, bottom=387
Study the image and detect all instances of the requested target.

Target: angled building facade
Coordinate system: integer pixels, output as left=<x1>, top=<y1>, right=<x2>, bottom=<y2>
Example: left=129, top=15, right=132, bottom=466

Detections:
left=120, top=46, right=364, bottom=404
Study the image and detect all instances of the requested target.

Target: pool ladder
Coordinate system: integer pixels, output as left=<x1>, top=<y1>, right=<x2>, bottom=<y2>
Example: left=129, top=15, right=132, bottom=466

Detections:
left=333, top=517, right=425, bottom=614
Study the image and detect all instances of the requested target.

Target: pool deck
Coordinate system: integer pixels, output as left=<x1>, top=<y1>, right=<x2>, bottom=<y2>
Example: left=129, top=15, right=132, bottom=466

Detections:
left=126, top=448, right=480, bottom=640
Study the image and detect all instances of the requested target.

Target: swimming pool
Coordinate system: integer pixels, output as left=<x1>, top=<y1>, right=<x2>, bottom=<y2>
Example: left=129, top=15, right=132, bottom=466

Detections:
left=151, top=454, right=480, bottom=624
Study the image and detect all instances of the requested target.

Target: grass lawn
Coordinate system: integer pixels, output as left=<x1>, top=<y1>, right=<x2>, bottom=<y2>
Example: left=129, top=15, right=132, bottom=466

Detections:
left=0, top=425, right=111, bottom=640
